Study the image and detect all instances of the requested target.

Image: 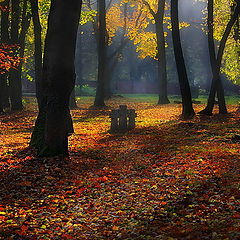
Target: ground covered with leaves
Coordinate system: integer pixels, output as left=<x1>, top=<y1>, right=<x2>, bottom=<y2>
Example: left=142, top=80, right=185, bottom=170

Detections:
left=0, top=96, right=240, bottom=240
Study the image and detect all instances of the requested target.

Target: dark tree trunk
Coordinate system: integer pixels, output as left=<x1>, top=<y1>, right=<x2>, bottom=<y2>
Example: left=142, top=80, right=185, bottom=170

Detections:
left=30, top=0, right=43, bottom=107
left=155, top=0, right=169, bottom=104
left=10, top=5, right=31, bottom=110
left=0, top=74, right=10, bottom=109
left=171, top=0, right=195, bottom=118
left=0, top=0, right=10, bottom=110
left=30, top=0, right=82, bottom=157
left=75, top=27, right=83, bottom=89
left=8, top=0, right=22, bottom=110
left=94, top=0, right=106, bottom=107
left=200, top=1, right=240, bottom=115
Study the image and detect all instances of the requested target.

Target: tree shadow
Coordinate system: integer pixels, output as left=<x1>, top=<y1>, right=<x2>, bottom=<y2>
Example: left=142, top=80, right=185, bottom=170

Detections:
left=71, top=106, right=112, bottom=123
left=0, top=112, right=239, bottom=239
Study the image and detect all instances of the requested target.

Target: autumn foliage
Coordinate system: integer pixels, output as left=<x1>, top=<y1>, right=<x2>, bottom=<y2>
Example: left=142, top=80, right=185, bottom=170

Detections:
left=0, top=97, right=239, bottom=239
left=0, top=43, right=21, bottom=73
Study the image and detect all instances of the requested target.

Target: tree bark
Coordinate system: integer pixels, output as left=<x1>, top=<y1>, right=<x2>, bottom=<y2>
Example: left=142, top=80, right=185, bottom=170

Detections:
left=30, top=0, right=82, bottom=157
left=94, top=0, right=107, bottom=107
left=171, top=0, right=195, bottom=118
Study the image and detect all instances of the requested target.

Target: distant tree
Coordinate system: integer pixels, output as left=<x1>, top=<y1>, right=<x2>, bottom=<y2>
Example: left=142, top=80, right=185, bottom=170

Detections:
left=94, top=0, right=107, bottom=106
left=30, top=0, right=82, bottom=157
left=171, top=0, right=195, bottom=118
left=0, top=0, right=23, bottom=113
left=141, top=0, right=169, bottom=104
left=8, top=0, right=31, bottom=110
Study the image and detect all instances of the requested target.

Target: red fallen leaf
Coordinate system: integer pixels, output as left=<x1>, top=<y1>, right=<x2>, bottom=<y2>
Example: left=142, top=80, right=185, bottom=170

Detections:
left=21, top=224, right=28, bottom=232
left=0, top=216, right=6, bottom=221
left=112, top=225, right=119, bottom=230
left=232, top=213, right=240, bottom=219
left=55, top=227, right=61, bottom=231
left=102, top=176, right=108, bottom=181
left=0, top=207, right=5, bottom=211
left=62, top=233, right=74, bottom=239
left=76, top=187, right=86, bottom=196
left=96, top=176, right=109, bottom=182
left=94, top=183, right=102, bottom=188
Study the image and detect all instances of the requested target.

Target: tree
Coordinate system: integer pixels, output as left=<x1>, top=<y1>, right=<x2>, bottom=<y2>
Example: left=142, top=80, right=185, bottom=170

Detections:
left=30, top=0, right=43, bottom=107
left=171, top=0, right=195, bottom=118
left=0, top=0, right=23, bottom=113
left=200, top=0, right=240, bottom=115
left=8, top=0, right=31, bottom=110
left=142, top=0, right=169, bottom=104
left=94, top=0, right=107, bottom=106
left=30, top=0, right=82, bottom=157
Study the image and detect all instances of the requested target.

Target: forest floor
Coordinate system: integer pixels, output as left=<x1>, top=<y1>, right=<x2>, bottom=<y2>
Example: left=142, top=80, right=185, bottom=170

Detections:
left=0, top=96, right=240, bottom=240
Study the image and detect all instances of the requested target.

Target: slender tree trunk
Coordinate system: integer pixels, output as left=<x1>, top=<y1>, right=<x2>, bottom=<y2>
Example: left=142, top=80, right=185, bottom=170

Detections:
left=155, top=0, right=169, bottom=104
left=8, top=0, right=22, bottom=110
left=94, top=0, right=106, bottom=107
left=30, top=0, right=43, bottom=107
left=30, top=0, right=82, bottom=157
left=171, top=0, right=195, bottom=118
left=200, top=1, right=239, bottom=115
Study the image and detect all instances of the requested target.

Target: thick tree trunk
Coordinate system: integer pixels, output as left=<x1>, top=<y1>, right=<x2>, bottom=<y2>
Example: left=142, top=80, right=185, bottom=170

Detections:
left=94, top=0, right=106, bottom=107
left=155, top=1, right=169, bottom=104
left=0, top=74, right=10, bottom=109
left=30, top=0, right=82, bottom=157
left=30, top=0, right=43, bottom=107
left=171, top=0, right=195, bottom=118
left=200, top=1, right=239, bottom=115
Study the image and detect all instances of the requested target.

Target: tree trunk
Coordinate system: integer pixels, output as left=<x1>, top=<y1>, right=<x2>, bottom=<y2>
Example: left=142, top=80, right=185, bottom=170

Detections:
left=30, top=0, right=82, bottom=157
left=30, top=0, right=43, bottom=107
left=0, top=74, right=10, bottom=109
left=155, top=0, right=169, bottom=104
left=94, top=0, right=106, bottom=107
left=10, top=6, right=31, bottom=111
left=171, top=0, right=195, bottom=118
left=8, top=0, right=22, bottom=110
left=200, top=1, right=239, bottom=115
left=0, top=0, right=10, bottom=110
